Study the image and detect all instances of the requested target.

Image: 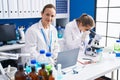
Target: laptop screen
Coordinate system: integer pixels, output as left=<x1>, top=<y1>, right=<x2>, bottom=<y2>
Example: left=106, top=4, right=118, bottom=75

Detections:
left=56, top=48, right=80, bottom=69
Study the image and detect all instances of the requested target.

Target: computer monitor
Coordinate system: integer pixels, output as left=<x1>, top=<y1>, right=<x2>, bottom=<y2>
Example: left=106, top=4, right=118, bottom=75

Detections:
left=0, top=24, right=17, bottom=45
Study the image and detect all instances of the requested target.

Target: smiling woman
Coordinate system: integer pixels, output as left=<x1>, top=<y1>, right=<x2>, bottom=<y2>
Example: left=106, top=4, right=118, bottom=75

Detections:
left=22, top=4, right=60, bottom=65
left=41, top=4, right=56, bottom=29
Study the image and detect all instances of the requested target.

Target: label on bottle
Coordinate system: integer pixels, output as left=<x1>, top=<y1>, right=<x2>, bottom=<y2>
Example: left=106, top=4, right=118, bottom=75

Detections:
left=114, top=40, right=120, bottom=52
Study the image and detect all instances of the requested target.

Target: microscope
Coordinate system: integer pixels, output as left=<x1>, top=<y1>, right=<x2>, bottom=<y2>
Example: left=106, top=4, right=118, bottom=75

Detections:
left=85, top=30, right=104, bottom=57
left=17, top=26, right=25, bottom=44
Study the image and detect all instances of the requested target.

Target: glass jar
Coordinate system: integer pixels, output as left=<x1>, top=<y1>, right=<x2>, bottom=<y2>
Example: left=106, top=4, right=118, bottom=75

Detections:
left=45, top=52, right=52, bottom=65
left=57, top=26, right=64, bottom=38
left=37, top=49, right=46, bottom=64
left=114, top=40, right=120, bottom=57
left=57, top=64, right=63, bottom=80
left=15, top=63, right=26, bottom=80
left=114, top=40, right=120, bottom=52
left=30, top=59, right=37, bottom=72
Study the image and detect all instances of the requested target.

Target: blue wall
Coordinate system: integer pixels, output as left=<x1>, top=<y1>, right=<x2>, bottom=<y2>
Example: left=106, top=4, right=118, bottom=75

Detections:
left=70, top=0, right=96, bottom=21
left=0, top=18, right=40, bottom=31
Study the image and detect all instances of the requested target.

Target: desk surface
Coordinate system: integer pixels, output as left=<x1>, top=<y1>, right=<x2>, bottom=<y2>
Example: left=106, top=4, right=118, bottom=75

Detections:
left=62, top=50, right=120, bottom=80
left=0, top=47, right=120, bottom=80
left=0, top=43, right=25, bottom=52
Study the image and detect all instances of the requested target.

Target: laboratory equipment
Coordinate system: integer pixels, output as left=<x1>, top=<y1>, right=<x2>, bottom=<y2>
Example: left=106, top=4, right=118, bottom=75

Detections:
left=114, top=40, right=120, bottom=52
left=37, top=49, right=46, bottom=64
left=15, top=63, right=26, bottom=80
left=38, top=64, right=48, bottom=80
left=28, top=66, right=37, bottom=80
left=0, top=52, right=30, bottom=60
left=0, top=63, right=8, bottom=80
left=4, top=66, right=17, bottom=79
left=48, top=70, right=55, bottom=80
left=30, top=59, right=37, bottom=71
left=114, top=40, right=120, bottom=57
left=57, top=26, right=64, bottom=38
left=57, top=64, right=63, bottom=80
left=85, top=30, right=103, bottom=57
left=0, top=52, right=30, bottom=80
left=17, top=26, right=25, bottom=44
left=45, top=52, right=54, bottom=65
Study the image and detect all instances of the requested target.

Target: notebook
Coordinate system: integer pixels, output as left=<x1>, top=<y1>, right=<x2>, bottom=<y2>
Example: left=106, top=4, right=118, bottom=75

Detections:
left=56, top=48, right=80, bottom=70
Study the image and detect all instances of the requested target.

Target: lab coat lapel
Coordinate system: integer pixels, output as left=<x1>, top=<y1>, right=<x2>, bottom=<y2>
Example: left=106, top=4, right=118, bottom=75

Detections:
left=38, top=21, right=46, bottom=45
left=41, top=28, right=50, bottom=45
left=72, top=20, right=81, bottom=38
left=38, top=21, right=51, bottom=47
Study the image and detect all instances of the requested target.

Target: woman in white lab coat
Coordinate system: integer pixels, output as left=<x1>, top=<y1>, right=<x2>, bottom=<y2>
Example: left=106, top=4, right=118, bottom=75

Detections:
left=22, top=4, right=59, bottom=62
left=64, top=14, right=95, bottom=51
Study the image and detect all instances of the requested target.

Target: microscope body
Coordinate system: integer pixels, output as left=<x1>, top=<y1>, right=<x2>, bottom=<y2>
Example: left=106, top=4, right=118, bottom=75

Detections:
left=18, top=26, right=25, bottom=44
left=85, top=30, right=103, bottom=57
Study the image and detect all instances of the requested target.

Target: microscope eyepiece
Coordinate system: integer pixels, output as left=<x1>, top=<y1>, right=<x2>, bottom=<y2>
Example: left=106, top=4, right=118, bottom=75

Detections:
left=90, top=30, right=96, bottom=36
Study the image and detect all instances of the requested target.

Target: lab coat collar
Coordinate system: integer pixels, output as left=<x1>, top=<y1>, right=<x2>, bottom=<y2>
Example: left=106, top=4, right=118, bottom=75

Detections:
left=73, top=19, right=78, bottom=28
left=73, top=19, right=81, bottom=34
left=38, top=20, right=52, bottom=30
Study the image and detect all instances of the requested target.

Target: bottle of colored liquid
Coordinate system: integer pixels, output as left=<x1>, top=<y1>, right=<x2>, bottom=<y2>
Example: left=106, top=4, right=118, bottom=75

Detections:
left=15, top=63, right=26, bottom=80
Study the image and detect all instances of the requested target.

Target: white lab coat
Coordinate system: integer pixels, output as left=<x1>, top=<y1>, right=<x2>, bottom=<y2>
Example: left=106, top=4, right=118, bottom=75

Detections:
left=22, top=20, right=59, bottom=60
left=64, top=19, right=90, bottom=51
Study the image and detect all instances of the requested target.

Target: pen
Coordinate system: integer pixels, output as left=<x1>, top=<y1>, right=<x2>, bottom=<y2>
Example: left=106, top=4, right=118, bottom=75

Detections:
left=77, top=60, right=85, bottom=65
left=82, top=58, right=97, bottom=63
left=82, top=58, right=92, bottom=61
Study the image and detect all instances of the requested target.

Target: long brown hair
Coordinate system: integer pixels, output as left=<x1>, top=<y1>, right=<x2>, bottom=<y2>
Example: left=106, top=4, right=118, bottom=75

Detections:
left=76, top=13, right=95, bottom=27
left=41, top=4, right=56, bottom=13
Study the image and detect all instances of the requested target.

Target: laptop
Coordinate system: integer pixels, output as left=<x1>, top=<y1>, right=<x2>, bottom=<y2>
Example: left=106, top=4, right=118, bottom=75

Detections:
left=55, top=48, right=80, bottom=71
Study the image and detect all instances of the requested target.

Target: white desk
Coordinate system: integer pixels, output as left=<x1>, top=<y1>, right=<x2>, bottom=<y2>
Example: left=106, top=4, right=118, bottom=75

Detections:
left=0, top=47, right=120, bottom=80
left=62, top=50, right=120, bottom=80
left=0, top=43, right=25, bottom=52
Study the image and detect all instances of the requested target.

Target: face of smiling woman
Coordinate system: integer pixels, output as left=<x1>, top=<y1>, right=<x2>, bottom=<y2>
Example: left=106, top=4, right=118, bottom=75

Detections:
left=41, top=8, right=56, bottom=29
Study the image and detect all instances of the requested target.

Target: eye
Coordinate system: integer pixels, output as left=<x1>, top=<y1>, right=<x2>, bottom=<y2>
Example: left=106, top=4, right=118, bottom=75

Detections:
left=85, top=29, right=89, bottom=31
left=46, top=13, right=49, bottom=16
left=51, top=15, right=54, bottom=18
left=86, top=29, right=89, bottom=31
